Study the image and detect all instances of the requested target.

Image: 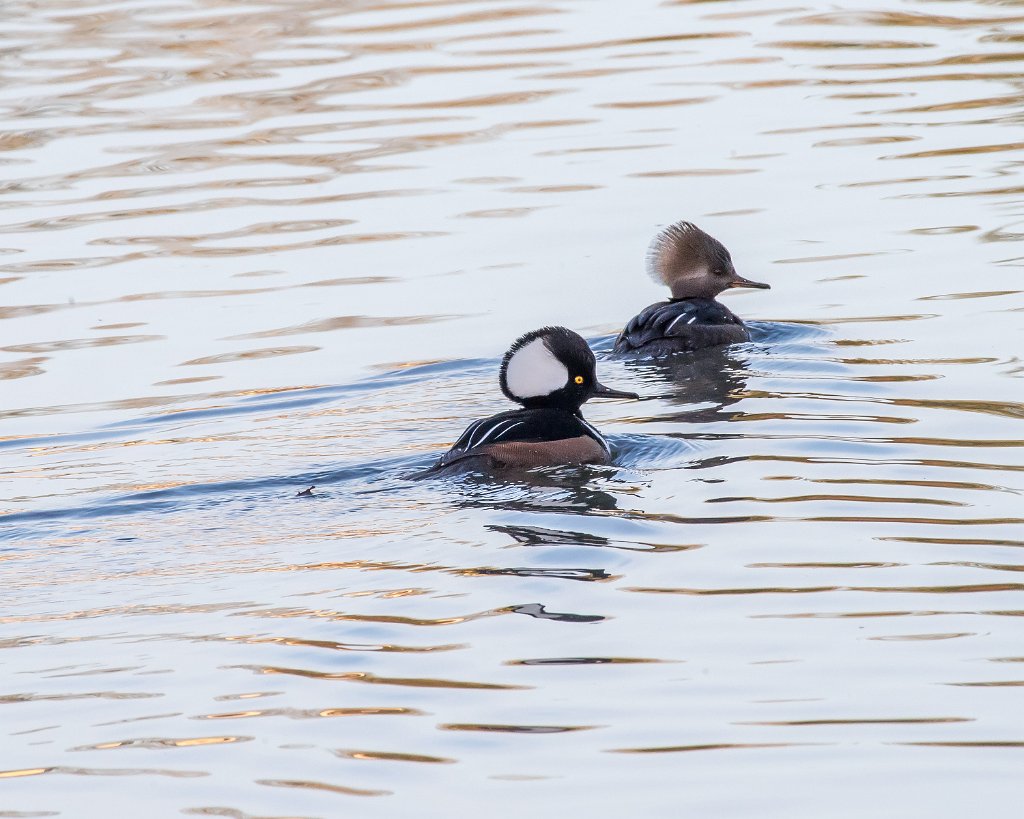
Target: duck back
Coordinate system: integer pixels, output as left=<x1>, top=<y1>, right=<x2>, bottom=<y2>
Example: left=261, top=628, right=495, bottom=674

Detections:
left=613, top=297, right=749, bottom=355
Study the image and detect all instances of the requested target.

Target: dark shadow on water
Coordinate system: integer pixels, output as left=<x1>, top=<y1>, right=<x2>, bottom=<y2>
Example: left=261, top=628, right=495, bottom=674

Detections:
left=432, top=464, right=623, bottom=515
left=624, top=344, right=750, bottom=423
left=473, top=566, right=612, bottom=582
left=610, top=320, right=833, bottom=429
left=490, top=523, right=613, bottom=550
left=506, top=603, right=605, bottom=623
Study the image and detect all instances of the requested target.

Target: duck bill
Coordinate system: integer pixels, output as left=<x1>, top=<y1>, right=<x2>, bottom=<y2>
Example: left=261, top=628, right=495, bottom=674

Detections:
left=728, top=275, right=770, bottom=290
left=591, top=381, right=640, bottom=400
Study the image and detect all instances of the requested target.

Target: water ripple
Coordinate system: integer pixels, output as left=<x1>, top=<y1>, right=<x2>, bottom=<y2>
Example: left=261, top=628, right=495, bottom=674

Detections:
left=3, top=0, right=1023, bottom=815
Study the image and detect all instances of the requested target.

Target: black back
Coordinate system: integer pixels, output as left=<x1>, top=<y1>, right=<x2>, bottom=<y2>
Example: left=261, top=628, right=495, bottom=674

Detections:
left=437, top=407, right=608, bottom=468
left=613, top=297, right=749, bottom=355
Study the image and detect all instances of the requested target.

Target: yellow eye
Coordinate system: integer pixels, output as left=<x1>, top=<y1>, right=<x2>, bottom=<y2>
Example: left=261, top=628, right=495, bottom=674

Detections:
left=574, top=375, right=584, bottom=385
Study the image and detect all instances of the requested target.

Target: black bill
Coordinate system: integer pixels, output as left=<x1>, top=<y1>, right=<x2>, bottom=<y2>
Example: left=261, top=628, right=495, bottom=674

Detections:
left=728, top=275, right=771, bottom=290
left=592, top=381, right=641, bottom=400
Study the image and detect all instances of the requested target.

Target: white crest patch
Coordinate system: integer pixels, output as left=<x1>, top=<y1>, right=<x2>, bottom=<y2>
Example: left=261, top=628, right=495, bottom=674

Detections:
left=505, top=337, right=568, bottom=399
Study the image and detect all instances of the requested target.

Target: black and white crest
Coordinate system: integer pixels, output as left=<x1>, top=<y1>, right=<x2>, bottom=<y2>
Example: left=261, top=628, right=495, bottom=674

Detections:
left=499, top=327, right=575, bottom=402
left=499, top=326, right=596, bottom=406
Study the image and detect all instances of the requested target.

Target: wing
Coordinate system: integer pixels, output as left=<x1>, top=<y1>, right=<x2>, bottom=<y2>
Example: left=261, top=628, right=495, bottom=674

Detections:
left=450, top=414, right=529, bottom=453
left=614, top=300, right=747, bottom=354
left=437, top=409, right=606, bottom=469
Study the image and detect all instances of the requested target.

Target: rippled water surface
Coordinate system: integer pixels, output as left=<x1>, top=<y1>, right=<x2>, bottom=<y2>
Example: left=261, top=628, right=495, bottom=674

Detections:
left=3, top=0, right=1024, bottom=815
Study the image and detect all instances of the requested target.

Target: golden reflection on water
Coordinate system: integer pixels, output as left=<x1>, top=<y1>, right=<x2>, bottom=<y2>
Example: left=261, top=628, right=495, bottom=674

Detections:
left=335, top=748, right=455, bottom=763
left=257, top=777, right=391, bottom=797
left=2, top=0, right=1024, bottom=815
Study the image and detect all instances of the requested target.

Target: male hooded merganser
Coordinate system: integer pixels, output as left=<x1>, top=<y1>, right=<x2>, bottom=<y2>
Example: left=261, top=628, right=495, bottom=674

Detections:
left=434, top=326, right=639, bottom=471
left=613, top=220, right=770, bottom=356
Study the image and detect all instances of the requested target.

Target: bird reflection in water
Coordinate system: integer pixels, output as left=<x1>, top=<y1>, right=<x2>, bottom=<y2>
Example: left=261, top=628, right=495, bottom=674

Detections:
left=443, top=464, right=622, bottom=515
left=488, top=522, right=613, bottom=551
left=459, top=526, right=614, bottom=623
left=506, top=603, right=604, bottom=623
left=621, top=344, right=751, bottom=425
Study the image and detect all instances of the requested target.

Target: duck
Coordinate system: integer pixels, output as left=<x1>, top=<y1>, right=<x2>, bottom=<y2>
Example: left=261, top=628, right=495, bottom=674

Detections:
left=613, top=220, right=770, bottom=356
left=434, top=326, right=639, bottom=471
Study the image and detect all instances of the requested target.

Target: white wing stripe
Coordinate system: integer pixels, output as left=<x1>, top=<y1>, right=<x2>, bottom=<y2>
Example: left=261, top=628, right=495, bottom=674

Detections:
left=464, top=420, right=487, bottom=449
left=466, top=418, right=528, bottom=450
left=665, top=311, right=692, bottom=335
left=475, top=419, right=514, bottom=447
left=489, top=420, right=525, bottom=444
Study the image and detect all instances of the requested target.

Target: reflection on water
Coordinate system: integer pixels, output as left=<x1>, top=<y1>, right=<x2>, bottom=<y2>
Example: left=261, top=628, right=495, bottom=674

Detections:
left=624, top=343, right=752, bottom=422
left=2, top=0, right=1024, bottom=816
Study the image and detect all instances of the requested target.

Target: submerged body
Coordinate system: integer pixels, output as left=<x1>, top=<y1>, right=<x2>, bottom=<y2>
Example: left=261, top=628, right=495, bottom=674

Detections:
left=434, top=326, right=638, bottom=472
left=614, top=221, right=769, bottom=356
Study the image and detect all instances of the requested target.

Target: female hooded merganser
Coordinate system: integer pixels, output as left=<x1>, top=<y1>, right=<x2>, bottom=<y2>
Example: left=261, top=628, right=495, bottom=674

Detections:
left=613, top=220, right=770, bottom=356
left=434, top=326, right=639, bottom=471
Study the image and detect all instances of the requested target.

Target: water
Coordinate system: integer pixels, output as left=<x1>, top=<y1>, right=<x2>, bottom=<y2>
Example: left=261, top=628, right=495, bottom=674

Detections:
left=2, top=0, right=1023, bottom=815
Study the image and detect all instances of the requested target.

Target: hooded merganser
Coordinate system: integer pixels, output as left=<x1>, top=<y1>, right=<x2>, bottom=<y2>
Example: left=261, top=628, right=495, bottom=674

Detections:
left=435, top=326, right=639, bottom=471
left=613, top=220, right=770, bottom=356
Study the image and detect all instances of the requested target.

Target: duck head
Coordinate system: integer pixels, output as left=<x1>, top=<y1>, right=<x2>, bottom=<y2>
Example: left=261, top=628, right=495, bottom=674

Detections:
left=646, top=220, right=769, bottom=300
left=499, top=326, right=639, bottom=411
